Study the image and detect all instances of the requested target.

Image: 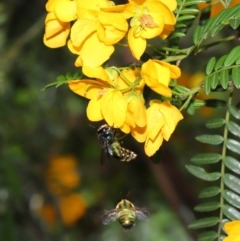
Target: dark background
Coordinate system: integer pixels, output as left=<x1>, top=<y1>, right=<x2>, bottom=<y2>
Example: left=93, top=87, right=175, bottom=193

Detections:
left=0, top=0, right=235, bottom=240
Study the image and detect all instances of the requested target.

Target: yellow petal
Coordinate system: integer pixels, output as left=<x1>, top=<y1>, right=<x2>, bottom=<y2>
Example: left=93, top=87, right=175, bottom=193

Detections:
left=82, top=66, right=110, bottom=81
left=98, top=12, right=128, bottom=45
left=119, top=122, right=131, bottom=134
left=126, top=93, right=147, bottom=127
left=158, top=101, right=183, bottom=141
left=160, top=61, right=181, bottom=78
left=128, top=26, right=146, bottom=60
left=54, top=0, right=77, bottom=22
left=59, top=194, right=86, bottom=226
left=44, top=13, right=70, bottom=48
left=46, top=0, right=59, bottom=12
left=68, top=80, right=105, bottom=99
left=159, top=24, right=174, bottom=39
left=71, top=19, right=98, bottom=47
left=80, top=33, right=115, bottom=67
left=100, top=90, right=127, bottom=127
left=144, top=133, right=163, bottom=157
left=141, top=59, right=173, bottom=97
left=131, top=125, right=147, bottom=143
left=87, top=97, right=103, bottom=121
left=146, top=102, right=165, bottom=140
left=158, top=0, right=177, bottom=11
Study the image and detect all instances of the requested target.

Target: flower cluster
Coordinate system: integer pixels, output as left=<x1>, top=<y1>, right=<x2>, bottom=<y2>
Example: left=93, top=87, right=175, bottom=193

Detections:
left=43, top=0, right=183, bottom=156
left=44, top=0, right=177, bottom=67
left=38, top=155, right=86, bottom=227
left=68, top=60, right=183, bottom=156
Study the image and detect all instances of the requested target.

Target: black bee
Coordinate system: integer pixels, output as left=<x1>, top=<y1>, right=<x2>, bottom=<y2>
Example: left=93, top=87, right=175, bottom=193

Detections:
left=97, top=124, right=137, bottom=163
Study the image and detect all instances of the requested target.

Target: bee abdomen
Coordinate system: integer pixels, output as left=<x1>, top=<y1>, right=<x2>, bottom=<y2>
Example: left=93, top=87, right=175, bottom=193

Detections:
left=118, top=212, right=136, bottom=230
left=120, top=147, right=137, bottom=162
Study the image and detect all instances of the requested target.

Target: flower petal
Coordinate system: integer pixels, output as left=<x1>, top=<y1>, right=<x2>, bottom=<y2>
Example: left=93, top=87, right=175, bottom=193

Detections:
left=68, top=80, right=105, bottom=99
left=44, top=13, right=70, bottom=48
left=128, top=26, right=146, bottom=60
left=54, top=0, right=77, bottom=22
left=87, top=96, right=103, bottom=121
left=100, top=89, right=127, bottom=127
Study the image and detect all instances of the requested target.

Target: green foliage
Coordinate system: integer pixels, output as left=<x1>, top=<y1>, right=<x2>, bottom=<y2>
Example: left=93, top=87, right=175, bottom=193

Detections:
left=203, top=46, right=240, bottom=95
left=172, top=0, right=208, bottom=40
left=193, top=4, right=240, bottom=45
left=187, top=96, right=240, bottom=240
left=42, top=69, right=83, bottom=90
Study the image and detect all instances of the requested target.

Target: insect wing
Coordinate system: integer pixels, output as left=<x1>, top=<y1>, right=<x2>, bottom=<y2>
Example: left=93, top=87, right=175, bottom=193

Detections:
left=100, top=147, right=110, bottom=165
left=135, top=207, right=149, bottom=221
left=102, top=209, right=118, bottom=225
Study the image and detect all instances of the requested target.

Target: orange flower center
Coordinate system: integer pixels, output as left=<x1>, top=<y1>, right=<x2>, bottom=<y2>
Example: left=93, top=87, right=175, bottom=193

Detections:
left=140, top=14, right=158, bottom=29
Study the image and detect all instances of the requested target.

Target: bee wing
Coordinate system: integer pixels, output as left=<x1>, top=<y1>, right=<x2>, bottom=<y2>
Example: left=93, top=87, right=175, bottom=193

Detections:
left=100, top=148, right=110, bottom=165
left=102, top=209, right=118, bottom=225
left=135, top=208, right=149, bottom=221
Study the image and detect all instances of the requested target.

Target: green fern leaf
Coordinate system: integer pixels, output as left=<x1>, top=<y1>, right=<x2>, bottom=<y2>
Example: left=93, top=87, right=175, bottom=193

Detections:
left=197, top=231, right=218, bottom=241
left=219, top=69, right=229, bottom=89
left=195, top=134, right=224, bottom=145
left=206, top=118, right=225, bottom=128
left=226, top=138, right=240, bottom=154
left=214, top=55, right=227, bottom=71
left=191, top=153, right=222, bottom=164
left=226, top=121, right=240, bottom=137
left=223, top=205, right=240, bottom=220
left=206, top=57, right=216, bottom=74
left=178, top=8, right=199, bottom=15
left=232, top=67, right=240, bottom=88
left=198, top=186, right=221, bottom=199
left=223, top=190, right=240, bottom=209
left=210, top=24, right=224, bottom=37
left=188, top=217, right=219, bottom=229
left=182, top=0, right=207, bottom=6
left=229, top=18, right=240, bottom=29
left=224, top=46, right=240, bottom=66
left=223, top=174, right=240, bottom=194
left=193, top=26, right=203, bottom=44
left=194, top=202, right=220, bottom=212
left=210, top=72, right=219, bottom=89
left=228, top=105, right=240, bottom=119
left=223, top=156, right=240, bottom=174
left=186, top=165, right=221, bottom=181
left=204, top=76, right=211, bottom=95
left=177, top=15, right=196, bottom=21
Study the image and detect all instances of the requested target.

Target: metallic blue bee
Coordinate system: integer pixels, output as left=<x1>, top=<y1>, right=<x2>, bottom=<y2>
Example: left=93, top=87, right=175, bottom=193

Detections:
left=97, top=124, right=137, bottom=164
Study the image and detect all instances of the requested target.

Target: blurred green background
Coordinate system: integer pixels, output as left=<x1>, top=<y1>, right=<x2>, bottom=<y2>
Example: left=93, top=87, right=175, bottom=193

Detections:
left=0, top=0, right=237, bottom=241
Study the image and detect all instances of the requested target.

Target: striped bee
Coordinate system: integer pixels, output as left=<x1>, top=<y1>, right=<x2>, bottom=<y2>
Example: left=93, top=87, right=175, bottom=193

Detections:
left=97, top=124, right=137, bottom=163
left=102, top=199, right=149, bottom=230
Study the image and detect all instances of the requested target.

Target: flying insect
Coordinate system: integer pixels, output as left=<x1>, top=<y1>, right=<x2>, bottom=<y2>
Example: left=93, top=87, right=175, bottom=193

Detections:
left=97, top=124, right=137, bottom=163
left=102, top=199, right=149, bottom=230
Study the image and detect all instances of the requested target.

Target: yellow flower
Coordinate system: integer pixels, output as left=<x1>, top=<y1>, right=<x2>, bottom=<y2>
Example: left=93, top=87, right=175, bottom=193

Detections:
left=125, top=92, right=147, bottom=128
left=67, top=0, right=128, bottom=68
left=223, top=220, right=240, bottom=241
left=141, top=59, right=181, bottom=97
left=59, top=194, right=87, bottom=226
left=127, top=0, right=177, bottom=59
left=45, top=155, right=80, bottom=195
left=144, top=100, right=183, bottom=156
left=38, top=194, right=87, bottom=227
left=198, top=0, right=240, bottom=18
left=101, top=0, right=177, bottom=59
left=43, top=0, right=77, bottom=48
left=68, top=67, right=145, bottom=129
